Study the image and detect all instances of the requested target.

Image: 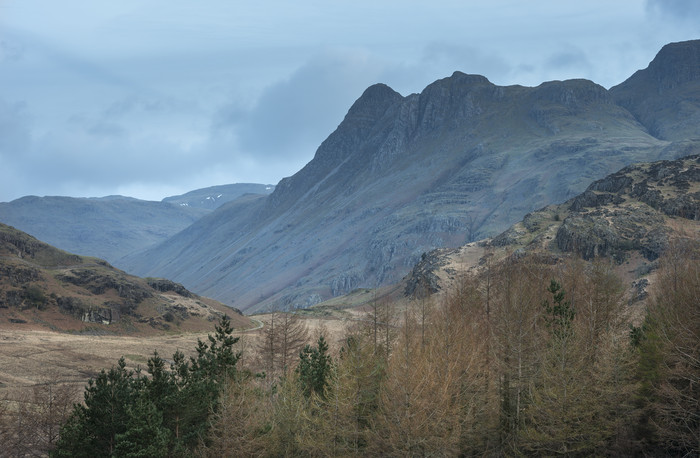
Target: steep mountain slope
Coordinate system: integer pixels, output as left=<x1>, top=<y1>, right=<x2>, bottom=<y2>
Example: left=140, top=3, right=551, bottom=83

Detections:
left=0, top=222, right=250, bottom=333
left=123, top=41, right=700, bottom=313
left=162, top=183, right=275, bottom=210
left=404, top=154, right=700, bottom=304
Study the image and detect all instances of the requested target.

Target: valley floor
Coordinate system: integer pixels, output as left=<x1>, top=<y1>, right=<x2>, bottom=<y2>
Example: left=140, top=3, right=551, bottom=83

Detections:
left=0, top=328, right=213, bottom=401
left=0, top=312, right=353, bottom=402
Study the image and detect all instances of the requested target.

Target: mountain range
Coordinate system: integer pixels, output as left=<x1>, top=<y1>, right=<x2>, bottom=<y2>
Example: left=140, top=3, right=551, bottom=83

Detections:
left=0, top=183, right=274, bottom=265
left=121, top=40, right=700, bottom=313
left=2, top=40, right=699, bottom=314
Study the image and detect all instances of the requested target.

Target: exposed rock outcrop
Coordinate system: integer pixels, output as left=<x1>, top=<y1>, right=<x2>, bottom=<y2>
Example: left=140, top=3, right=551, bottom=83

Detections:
left=0, top=222, right=241, bottom=332
left=554, top=155, right=699, bottom=261
left=407, top=155, right=699, bottom=302
left=146, top=278, right=193, bottom=297
left=56, top=269, right=153, bottom=303
left=404, top=249, right=456, bottom=298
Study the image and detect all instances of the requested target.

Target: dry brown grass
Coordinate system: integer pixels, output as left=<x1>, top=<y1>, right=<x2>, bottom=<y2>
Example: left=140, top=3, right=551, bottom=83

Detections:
left=0, top=311, right=353, bottom=403
left=0, top=328, right=196, bottom=400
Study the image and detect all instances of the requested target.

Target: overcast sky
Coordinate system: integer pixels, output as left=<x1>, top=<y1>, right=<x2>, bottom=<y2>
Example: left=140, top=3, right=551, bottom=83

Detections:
left=0, top=1, right=698, bottom=202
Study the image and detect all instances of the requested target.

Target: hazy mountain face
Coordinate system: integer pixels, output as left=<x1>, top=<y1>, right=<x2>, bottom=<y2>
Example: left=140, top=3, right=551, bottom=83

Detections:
left=0, top=196, right=208, bottom=265
left=0, top=184, right=275, bottom=266
left=121, top=41, right=700, bottom=313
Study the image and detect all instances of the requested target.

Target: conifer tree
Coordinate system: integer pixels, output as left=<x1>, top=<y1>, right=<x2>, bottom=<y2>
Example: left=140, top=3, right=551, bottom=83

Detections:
left=53, top=358, right=138, bottom=457
left=297, top=335, right=333, bottom=398
left=53, top=316, right=241, bottom=456
left=113, top=393, right=171, bottom=457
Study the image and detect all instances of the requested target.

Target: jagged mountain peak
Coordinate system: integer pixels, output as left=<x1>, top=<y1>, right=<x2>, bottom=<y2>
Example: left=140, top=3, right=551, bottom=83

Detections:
left=610, top=39, right=700, bottom=140
left=426, top=71, right=493, bottom=89
left=611, top=40, right=700, bottom=93
left=642, top=39, right=700, bottom=88
left=531, top=79, right=611, bottom=106
left=346, top=83, right=403, bottom=117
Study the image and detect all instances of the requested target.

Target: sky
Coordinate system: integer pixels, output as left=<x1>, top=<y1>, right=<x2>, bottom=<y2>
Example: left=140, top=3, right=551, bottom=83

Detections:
left=0, top=1, right=698, bottom=202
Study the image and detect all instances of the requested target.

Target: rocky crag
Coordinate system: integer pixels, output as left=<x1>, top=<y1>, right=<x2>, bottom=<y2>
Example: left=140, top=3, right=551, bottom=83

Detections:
left=120, top=40, right=700, bottom=313
left=404, top=155, right=700, bottom=303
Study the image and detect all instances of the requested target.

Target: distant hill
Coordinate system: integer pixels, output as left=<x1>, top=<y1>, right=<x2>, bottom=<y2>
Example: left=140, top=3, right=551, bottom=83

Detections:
left=0, top=196, right=207, bottom=265
left=121, top=41, right=700, bottom=313
left=0, top=183, right=274, bottom=266
left=162, top=183, right=275, bottom=210
left=0, top=222, right=250, bottom=333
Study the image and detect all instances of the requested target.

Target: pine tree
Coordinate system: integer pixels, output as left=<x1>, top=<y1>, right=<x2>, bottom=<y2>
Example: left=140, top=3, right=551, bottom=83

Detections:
left=173, top=314, right=242, bottom=449
left=53, top=358, right=138, bottom=457
left=297, top=335, right=333, bottom=398
left=113, top=394, right=171, bottom=457
left=53, top=316, right=242, bottom=456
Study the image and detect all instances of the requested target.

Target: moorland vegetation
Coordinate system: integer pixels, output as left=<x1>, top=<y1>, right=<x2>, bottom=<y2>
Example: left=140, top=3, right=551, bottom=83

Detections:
left=1, top=242, right=697, bottom=457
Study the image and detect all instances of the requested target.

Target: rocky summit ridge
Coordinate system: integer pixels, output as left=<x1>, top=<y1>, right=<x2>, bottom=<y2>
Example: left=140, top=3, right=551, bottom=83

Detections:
left=119, top=40, right=700, bottom=313
left=610, top=40, right=700, bottom=141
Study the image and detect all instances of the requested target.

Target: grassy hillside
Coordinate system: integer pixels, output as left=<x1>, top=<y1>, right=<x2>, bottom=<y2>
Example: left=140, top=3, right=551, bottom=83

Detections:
left=0, top=222, right=251, bottom=334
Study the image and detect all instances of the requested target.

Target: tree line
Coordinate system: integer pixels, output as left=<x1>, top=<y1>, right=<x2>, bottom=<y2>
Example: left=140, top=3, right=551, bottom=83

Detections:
left=0, top=240, right=698, bottom=456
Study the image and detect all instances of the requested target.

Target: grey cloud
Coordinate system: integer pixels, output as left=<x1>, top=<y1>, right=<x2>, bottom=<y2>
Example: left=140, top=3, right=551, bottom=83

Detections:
left=28, top=129, right=198, bottom=192
left=544, top=48, right=592, bottom=75
left=0, top=26, right=136, bottom=93
left=86, top=121, right=126, bottom=138
left=103, top=94, right=195, bottom=118
left=0, top=96, right=212, bottom=200
left=646, top=0, right=700, bottom=20
left=215, top=52, right=386, bottom=162
left=0, top=99, right=32, bottom=156
left=0, top=40, right=25, bottom=62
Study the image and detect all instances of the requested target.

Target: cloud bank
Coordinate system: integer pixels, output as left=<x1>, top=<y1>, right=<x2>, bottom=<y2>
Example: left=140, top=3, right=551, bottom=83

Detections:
left=0, top=0, right=697, bottom=202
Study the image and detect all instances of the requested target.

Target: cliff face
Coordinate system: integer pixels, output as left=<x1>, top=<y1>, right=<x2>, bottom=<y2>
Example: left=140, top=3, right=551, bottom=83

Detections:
left=122, top=40, right=700, bottom=314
